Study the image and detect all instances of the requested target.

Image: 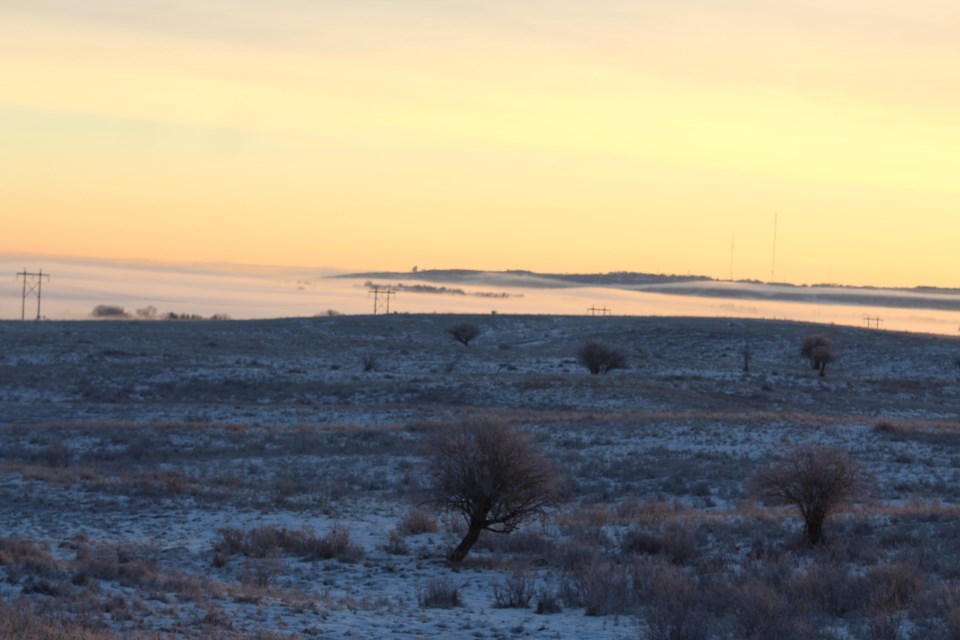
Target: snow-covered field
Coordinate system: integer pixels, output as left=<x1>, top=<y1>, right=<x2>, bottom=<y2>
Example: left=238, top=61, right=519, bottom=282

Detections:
left=2, top=314, right=960, bottom=638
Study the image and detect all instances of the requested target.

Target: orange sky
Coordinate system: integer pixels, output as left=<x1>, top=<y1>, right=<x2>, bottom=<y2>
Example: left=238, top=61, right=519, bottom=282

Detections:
left=2, top=1, right=959, bottom=287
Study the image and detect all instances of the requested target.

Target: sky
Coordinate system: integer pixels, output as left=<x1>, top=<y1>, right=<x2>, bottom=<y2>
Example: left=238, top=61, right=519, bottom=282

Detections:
left=2, top=0, right=959, bottom=288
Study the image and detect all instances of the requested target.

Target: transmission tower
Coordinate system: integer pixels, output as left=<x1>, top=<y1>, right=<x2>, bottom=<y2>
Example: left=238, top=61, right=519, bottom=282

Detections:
left=587, top=306, right=610, bottom=317
left=17, top=268, right=50, bottom=321
left=369, top=286, right=396, bottom=315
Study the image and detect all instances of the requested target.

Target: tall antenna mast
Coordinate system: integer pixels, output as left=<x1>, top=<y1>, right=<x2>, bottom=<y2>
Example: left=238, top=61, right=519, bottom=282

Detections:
left=729, top=235, right=734, bottom=281
left=770, top=212, right=778, bottom=283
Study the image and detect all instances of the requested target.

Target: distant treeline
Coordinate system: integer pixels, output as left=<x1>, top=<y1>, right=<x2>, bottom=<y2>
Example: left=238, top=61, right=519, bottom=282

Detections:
left=363, top=281, right=521, bottom=299
left=91, top=304, right=231, bottom=321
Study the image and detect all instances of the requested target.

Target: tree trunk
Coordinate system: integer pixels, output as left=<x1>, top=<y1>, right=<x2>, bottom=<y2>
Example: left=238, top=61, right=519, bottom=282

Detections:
left=819, top=361, right=826, bottom=377
left=447, top=524, right=484, bottom=563
left=805, top=514, right=826, bottom=546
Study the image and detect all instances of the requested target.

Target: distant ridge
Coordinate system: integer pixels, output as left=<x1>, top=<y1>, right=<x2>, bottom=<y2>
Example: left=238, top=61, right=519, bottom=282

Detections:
left=336, top=269, right=960, bottom=312
left=337, top=269, right=711, bottom=287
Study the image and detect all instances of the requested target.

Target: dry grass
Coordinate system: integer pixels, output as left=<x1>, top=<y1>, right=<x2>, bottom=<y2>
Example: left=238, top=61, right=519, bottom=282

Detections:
left=3, top=315, right=960, bottom=637
left=215, top=524, right=364, bottom=563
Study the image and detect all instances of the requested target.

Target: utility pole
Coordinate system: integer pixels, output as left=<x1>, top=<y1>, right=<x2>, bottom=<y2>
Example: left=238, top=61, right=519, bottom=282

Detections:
left=587, top=306, right=610, bottom=317
left=16, top=269, right=50, bottom=321
left=369, top=286, right=395, bottom=315
left=864, top=316, right=883, bottom=330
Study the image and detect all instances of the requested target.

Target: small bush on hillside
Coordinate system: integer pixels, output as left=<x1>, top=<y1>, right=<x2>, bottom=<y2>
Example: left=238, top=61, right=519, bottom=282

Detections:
left=214, top=524, right=363, bottom=563
left=397, top=508, right=438, bottom=536
left=448, top=322, right=480, bottom=347
left=576, top=340, right=628, bottom=375
left=493, top=571, right=536, bottom=609
left=801, top=335, right=836, bottom=377
left=637, top=558, right=701, bottom=640
left=535, top=584, right=563, bottom=614
left=419, top=577, right=461, bottom=608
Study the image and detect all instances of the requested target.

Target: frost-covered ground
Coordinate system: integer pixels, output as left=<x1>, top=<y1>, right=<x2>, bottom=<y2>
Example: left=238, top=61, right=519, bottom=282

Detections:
left=1, top=315, right=960, bottom=639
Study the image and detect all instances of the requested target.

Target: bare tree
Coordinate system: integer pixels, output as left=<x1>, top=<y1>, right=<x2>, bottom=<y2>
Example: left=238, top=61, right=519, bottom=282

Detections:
left=577, top=340, right=628, bottom=375
left=801, top=335, right=836, bottom=377
left=423, top=420, right=564, bottom=563
left=448, top=322, right=480, bottom=347
left=135, top=305, right=158, bottom=320
left=750, top=445, right=865, bottom=546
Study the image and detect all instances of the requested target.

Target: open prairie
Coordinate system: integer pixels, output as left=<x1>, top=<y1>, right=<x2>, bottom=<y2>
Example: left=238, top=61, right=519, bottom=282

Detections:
left=2, top=314, right=960, bottom=639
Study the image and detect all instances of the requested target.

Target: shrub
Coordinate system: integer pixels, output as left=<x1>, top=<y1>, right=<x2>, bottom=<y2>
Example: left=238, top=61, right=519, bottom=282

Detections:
left=863, top=561, right=924, bottom=636
left=576, top=340, right=627, bottom=375
left=419, top=577, right=461, bottom=608
left=240, top=553, right=283, bottom=588
left=493, top=571, right=536, bottom=609
left=424, top=419, right=564, bottom=562
left=448, top=322, right=480, bottom=347
left=730, top=575, right=793, bottom=640
left=535, top=584, right=563, bottom=614
left=750, top=445, right=866, bottom=546
left=303, top=524, right=364, bottom=562
left=621, top=526, right=663, bottom=556
left=943, top=583, right=960, bottom=640
left=215, top=524, right=363, bottom=563
left=0, top=601, right=121, bottom=640
left=579, top=562, right=635, bottom=616
left=801, top=335, right=836, bottom=377
left=383, top=529, right=408, bottom=555
left=622, top=521, right=696, bottom=564
left=637, top=558, right=700, bottom=640
left=397, top=508, right=438, bottom=536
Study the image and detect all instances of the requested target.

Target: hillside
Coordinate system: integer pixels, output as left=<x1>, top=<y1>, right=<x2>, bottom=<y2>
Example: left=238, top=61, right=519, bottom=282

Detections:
left=1, top=315, right=960, bottom=638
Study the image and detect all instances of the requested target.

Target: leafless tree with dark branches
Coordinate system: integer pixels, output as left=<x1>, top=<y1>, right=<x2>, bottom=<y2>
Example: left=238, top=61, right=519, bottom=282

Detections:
left=448, top=322, right=481, bottom=347
left=750, top=445, right=866, bottom=546
left=423, top=420, right=564, bottom=563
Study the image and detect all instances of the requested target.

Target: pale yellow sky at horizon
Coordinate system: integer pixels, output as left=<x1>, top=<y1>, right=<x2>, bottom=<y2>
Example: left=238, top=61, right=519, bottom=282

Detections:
left=2, top=0, right=959, bottom=287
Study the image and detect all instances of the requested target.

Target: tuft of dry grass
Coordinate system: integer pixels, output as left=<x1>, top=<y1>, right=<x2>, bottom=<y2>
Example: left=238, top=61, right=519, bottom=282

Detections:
left=215, top=524, right=364, bottom=563
left=396, top=507, right=438, bottom=535
left=419, top=577, right=462, bottom=609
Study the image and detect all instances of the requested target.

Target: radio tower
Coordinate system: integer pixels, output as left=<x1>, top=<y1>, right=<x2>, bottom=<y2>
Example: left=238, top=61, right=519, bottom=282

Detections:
left=770, top=212, right=778, bottom=283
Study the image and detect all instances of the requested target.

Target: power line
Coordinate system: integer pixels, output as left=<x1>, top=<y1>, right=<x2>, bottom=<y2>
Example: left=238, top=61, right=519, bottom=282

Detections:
left=16, top=268, right=50, bottom=321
